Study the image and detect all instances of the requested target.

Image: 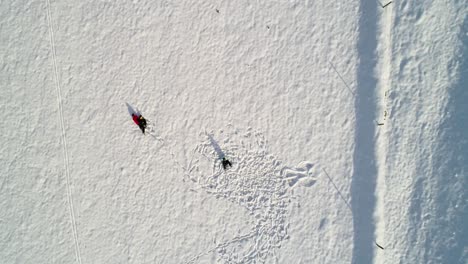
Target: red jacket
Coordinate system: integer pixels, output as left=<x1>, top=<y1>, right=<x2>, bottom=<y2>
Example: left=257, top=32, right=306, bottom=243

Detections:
left=132, top=114, right=140, bottom=125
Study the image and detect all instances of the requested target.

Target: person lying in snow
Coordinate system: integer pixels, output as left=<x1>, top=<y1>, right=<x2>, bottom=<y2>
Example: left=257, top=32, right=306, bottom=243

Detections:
left=222, top=157, right=232, bottom=170
left=132, top=113, right=147, bottom=134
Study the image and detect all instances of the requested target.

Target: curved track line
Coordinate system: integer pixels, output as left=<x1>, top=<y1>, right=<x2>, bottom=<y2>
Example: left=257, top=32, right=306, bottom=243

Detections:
left=184, top=231, right=256, bottom=264
left=45, top=1, right=83, bottom=263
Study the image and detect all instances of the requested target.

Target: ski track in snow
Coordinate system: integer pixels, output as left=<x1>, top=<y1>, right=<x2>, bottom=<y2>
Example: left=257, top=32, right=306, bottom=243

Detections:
left=175, top=126, right=317, bottom=263
left=45, top=0, right=83, bottom=263
left=374, top=2, right=395, bottom=263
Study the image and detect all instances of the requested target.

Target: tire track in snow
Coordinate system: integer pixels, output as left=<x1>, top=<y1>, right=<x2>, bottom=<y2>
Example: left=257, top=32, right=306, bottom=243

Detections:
left=45, top=1, right=83, bottom=263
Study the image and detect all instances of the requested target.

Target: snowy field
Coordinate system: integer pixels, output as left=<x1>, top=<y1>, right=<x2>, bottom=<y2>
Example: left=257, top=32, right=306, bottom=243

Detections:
left=1, top=0, right=466, bottom=263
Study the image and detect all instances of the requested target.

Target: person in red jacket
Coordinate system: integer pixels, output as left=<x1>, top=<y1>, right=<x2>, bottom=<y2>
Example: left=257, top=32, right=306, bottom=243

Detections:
left=132, top=113, right=147, bottom=134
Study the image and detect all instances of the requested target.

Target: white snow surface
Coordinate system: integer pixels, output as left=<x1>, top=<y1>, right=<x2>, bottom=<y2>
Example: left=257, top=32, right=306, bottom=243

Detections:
left=0, top=0, right=466, bottom=263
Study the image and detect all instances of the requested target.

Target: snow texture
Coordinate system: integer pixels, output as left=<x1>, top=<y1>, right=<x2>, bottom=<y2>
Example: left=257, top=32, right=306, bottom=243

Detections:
left=0, top=0, right=466, bottom=263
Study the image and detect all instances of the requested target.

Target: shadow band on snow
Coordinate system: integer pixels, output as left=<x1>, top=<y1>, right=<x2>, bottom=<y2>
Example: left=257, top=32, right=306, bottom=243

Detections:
left=207, top=133, right=225, bottom=160
left=351, top=0, right=379, bottom=263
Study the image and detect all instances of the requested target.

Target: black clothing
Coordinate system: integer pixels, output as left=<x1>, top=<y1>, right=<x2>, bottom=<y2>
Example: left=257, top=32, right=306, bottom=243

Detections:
left=138, top=116, right=147, bottom=134
left=222, top=158, right=232, bottom=170
left=139, top=116, right=147, bottom=127
left=138, top=123, right=145, bottom=134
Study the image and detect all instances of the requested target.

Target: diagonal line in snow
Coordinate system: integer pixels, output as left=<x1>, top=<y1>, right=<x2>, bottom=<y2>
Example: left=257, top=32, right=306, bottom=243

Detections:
left=322, top=168, right=385, bottom=251
left=329, top=60, right=356, bottom=97
left=45, top=0, right=83, bottom=263
left=322, top=168, right=353, bottom=212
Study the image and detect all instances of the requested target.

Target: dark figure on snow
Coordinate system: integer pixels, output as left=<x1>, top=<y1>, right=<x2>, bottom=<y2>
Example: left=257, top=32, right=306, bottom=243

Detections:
left=222, top=157, right=232, bottom=170
left=132, top=114, right=147, bottom=134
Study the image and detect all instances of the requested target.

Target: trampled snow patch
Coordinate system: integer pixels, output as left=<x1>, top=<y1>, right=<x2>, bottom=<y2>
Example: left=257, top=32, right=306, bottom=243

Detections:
left=174, top=126, right=316, bottom=263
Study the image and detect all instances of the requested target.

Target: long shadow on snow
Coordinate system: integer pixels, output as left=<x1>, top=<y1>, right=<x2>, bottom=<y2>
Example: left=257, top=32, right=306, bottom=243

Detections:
left=207, top=133, right=225, bottom=160
left=351, top=0, right=379, bottom=263
left=126, top=102, right=140, bottom=117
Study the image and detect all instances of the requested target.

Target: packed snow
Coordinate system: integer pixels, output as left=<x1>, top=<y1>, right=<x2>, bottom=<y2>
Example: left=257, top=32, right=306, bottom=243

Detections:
left=0, top=0, right=466, bottom=263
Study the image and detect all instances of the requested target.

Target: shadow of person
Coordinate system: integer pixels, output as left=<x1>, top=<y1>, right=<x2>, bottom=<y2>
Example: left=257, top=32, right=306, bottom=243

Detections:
left=125, top=102, right=141, bottom=117
left=207, top=133, right=225, bottom=160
